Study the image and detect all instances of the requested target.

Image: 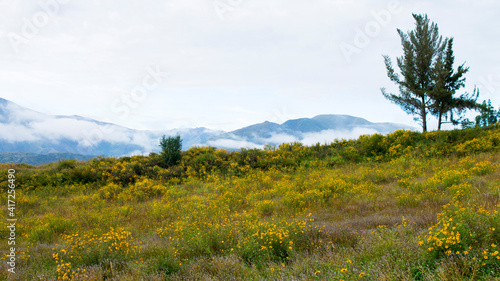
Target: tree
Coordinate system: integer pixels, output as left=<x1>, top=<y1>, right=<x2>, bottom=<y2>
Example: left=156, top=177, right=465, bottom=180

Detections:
left=382, top=13, right=446, bottom=132
left=429, top=39, right=479, bottom=130
left=474, top=100, right=500, bottom=127
left=159, top=135, right=182, bottom=168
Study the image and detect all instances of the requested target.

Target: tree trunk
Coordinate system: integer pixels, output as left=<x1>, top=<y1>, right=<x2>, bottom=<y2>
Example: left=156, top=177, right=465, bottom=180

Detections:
left=421, top=97, right=427, bottom=132
left=437, top=111, right=443, bottom=131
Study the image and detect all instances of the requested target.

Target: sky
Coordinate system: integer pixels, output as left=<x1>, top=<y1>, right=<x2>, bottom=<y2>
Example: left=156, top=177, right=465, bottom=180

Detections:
left=1, top=0, right=499, bottom=133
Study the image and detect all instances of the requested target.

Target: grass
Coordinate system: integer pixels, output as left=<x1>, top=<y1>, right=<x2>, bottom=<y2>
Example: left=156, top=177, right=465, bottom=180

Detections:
left=1, top=126, right=500, bottom=280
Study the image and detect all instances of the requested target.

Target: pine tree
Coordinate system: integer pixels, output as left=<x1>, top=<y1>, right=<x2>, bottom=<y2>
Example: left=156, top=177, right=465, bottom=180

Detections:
left=429, top=39, right=479, bottom=130
left=381, top=14, right=447, bottom=132
left=475, top=100, right=500, bottom=127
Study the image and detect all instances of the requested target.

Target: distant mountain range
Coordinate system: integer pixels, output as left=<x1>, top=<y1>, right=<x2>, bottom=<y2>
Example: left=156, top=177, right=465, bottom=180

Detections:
left=0, top=97, right=415, bottom=164
left=0, top=152, right=96, bottom=166
left=208, top=115, right=413, bottom=148
left=0, top=97, right=221, bottom=158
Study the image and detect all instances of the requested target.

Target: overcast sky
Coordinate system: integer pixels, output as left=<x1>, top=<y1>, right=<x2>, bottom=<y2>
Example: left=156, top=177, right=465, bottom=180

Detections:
left=1, top=0, right=499, bottom=132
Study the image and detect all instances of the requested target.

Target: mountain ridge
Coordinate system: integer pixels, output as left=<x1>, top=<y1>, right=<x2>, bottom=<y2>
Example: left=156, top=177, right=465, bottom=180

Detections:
left=213, top=114, right=415, bottom=148
left=0, top=97, right=416, bottom=164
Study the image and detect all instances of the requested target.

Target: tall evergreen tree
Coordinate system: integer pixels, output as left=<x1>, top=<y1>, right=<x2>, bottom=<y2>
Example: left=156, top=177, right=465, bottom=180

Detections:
left=429, top=39, right=479, bottom=130
left=381, top=14, right=447, bottom=132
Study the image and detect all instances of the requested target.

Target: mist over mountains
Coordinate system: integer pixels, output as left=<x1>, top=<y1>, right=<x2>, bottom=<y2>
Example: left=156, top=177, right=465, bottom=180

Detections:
left=0, top=97, right=221, bottom=157
left=0, top=98, right=415, bottom=164
left=208, top=115, right=414, bottom=149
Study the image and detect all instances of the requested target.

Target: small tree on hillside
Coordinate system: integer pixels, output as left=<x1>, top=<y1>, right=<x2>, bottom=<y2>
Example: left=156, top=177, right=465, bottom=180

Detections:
left=159, top=135, right=182, bottom=168
left=473, top=100, right=500, bottom=127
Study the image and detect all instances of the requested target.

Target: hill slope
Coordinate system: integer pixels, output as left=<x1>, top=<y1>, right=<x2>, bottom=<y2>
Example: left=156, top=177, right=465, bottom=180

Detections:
left=1, top=125, right=499, bottom=280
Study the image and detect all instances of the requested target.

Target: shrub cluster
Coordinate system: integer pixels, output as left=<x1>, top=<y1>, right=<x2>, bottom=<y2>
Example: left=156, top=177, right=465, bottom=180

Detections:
left=4, top=125, right=500, bottom=190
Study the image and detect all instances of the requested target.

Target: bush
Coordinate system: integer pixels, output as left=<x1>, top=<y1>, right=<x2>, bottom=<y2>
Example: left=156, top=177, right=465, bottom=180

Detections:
left=420, top=203, right=500, bottom=266
left=159, top=135, right=182, bottom=168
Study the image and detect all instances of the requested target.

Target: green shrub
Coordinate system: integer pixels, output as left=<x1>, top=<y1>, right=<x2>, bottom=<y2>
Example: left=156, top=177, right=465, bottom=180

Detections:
left=159, top=135, right=183, bottom=168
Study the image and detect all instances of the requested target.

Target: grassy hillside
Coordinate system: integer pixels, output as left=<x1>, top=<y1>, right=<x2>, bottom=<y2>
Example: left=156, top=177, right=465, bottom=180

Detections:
left=1, top=126, right=500, bottom=280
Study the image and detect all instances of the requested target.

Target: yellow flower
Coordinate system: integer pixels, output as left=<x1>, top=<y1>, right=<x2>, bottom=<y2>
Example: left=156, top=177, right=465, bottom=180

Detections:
left=314, top=270, right=321, bottom=275
left=340, top=268, right=348, bottom=273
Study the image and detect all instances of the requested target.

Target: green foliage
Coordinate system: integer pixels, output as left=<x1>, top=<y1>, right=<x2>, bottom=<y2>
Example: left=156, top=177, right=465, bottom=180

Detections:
left=429, top=39, right=479, bottom=130
left=159, top=135, right=182, bottom=168
left=473, top=99, right=500, bottom=128
left=52, top=227, right=141, bottom=279
left=382, top=14, right=478, bottom=132
left=146, top=250, right=180, bottom=275
left=420, top=203, right=500, bottom=266
left=28, top=214, right=74, bottom=243
left=4, top=126, right=500, bottom=279
left=382, top=13, right=447, bottom=132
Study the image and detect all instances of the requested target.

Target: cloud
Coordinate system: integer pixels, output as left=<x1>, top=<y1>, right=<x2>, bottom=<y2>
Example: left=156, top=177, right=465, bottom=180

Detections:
left=207, top=127, right=385, bottom=150
left=300, top=128, right=380, bottom=145
left=256, top=133, right=299, bottom=145
left=0, top=123, right=39, bottom=142
left=0, top=101, right=159, bottom=154
left=206, top=138, right=263, bottom=150
left=3, top=0, right=498, bottom=132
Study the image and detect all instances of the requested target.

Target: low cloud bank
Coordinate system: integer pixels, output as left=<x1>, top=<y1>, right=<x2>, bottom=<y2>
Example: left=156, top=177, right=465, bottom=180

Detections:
left=1, top=102, right=159, bottom=154
left=299, top=128, right=380, bottom=145
left=205, top=127, right=388, bottom=150
left=206, top=137, right=264, bottom=150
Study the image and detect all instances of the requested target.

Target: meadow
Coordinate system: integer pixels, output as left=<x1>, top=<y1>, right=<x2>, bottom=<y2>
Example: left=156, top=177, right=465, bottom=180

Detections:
left=1, top=125, right=500, bottom=280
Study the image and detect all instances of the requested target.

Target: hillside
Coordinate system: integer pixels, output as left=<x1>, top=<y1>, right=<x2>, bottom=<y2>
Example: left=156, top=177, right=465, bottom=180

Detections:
left=1, top=126, right=499, bottom=280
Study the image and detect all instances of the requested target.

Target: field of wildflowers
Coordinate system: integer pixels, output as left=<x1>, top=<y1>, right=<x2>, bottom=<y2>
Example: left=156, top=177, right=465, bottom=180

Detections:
left=1, top=125, right=500, bottom=280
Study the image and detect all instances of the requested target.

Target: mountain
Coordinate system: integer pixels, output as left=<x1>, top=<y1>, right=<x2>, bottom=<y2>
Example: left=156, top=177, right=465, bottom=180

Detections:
left=207, top=114, right=415, bottom=148
left=0, top=97, right=223, bottom=159
left=0, top=97, right=416, bottom=164
left=0, top=152, right=96, bottom=166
